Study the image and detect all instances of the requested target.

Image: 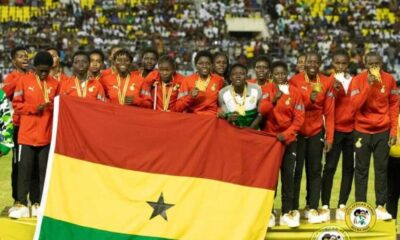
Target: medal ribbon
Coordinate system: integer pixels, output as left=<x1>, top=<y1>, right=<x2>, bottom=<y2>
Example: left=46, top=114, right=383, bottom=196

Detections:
left=117, top=74, right=130, bottom=105
left=35, top=74, right=50, bottom=103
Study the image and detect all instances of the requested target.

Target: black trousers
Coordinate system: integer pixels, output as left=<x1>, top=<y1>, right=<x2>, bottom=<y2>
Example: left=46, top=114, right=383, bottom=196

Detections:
left=321, top=131, right=354, bottom=207
left=11, top=126, right=19, bottom=201
left=17, top=145, right=49, bottom=206
left=354, top=130, right=389, bottom=206
left=387, top=156, right=400, bottom=218
left=280, top=141, right=297, bottom=214
left=293, top=130, right=325, bottom=210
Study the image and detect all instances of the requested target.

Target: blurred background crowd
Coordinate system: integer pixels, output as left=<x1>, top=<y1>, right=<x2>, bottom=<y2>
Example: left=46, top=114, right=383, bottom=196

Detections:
left=0, top=0, right=399, bottom=79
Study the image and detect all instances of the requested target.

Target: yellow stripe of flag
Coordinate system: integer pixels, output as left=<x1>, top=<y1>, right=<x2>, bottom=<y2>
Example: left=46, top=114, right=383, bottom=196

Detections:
left=45, top=154, right=274, bottom=240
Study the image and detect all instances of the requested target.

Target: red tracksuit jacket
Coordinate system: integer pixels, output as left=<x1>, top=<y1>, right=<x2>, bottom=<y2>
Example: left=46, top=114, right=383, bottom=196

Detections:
left=350, top=70, right=398, bottom=136
left=289, top=72, right=335, bottom=144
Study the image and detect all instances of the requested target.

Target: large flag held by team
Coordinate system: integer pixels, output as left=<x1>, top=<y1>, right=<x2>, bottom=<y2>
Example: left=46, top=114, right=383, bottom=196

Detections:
left=34, top=96, right=284, bottom=240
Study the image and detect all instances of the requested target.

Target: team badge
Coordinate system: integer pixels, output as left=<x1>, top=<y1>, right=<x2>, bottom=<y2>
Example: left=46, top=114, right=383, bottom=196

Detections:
left=130, top=84, right=135, bottom=91
left=311, top=226, right=349, bottom=240
left=89, top=86, right=95, bottom=92
left=250, top=96, right=256, bottom=104
left=381, top=86, right=385, bottom=93
left=211, top=83, right=216, bottom=91
left=355, top=138, right=362, bottom=148
left=47, top=87, right=52, bottom=94
left=173, top=84, right=180, bottom=91
left=28, top=86, right=34, bottom=91
left=345, top=202, right=376, bottom=232
left=285, top=97, right=291, bottom=106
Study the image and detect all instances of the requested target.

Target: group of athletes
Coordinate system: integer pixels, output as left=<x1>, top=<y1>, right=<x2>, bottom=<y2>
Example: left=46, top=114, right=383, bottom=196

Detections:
left=0, top=45, right=399, bottom=228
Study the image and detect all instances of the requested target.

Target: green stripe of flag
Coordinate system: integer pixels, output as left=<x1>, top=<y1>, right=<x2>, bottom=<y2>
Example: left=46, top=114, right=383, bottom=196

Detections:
left=38, top=217, right=172, bottom=240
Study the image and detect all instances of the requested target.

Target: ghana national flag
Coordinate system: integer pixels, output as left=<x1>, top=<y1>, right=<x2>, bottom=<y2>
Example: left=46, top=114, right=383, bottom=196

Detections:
left=34, top=96, right=285, bottom=240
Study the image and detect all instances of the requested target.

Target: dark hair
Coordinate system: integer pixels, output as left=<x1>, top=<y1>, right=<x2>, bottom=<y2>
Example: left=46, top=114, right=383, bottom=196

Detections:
left=213, top=51, right=229, bottom=77
left=72, top=51, right=89, bottom=62
left=158, top=55, right=175, bottom=68
left=11, top=46, right=27, bottom=59
left=333, top=49, right=349, bottom=59
left=271, top=61, right=288, bottom=72
left=113, top=49, right=133, bottom=62
left=364, top=51, right=381, bottom=61
left=46, top=47, right=60, bottom=57
left=305, top=51, right=321, bottom=62
left=90, top=49, right=105, bottom=62
left=33, top=51, right=54, bottom=67
left=229, top=63, right=247, bottom=76
left=195, top=50, right=213, bottom=64
left=254, top=55, right=271, bottom=67
left=142, top=48, right=159, bottom=60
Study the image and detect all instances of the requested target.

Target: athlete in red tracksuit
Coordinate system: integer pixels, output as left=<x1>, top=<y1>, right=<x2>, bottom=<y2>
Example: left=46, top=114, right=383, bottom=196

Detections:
left=9, top=51, right=59, bottom=219
left=350, top=52, right=398, bottom=220
left=289, top=52, right=335, bottom=224
left=259, top=61, right=304, bottom=227
left=1, top=46, right=31, bottom=205
left=321, top=50, right=355, bottom=220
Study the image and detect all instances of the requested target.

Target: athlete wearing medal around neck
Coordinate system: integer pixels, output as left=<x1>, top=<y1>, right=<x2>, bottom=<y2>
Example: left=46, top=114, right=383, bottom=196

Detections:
left=218, top=63, right=262, bottom=129
left=289, top=51, right=335, bottom=224
left=258, top=61, right=304, bottom=227
left=176, top=50, right=224, bottom=115
left=59, top=51, right=105, bottom=101
left=10, top=51, right=59, bottom=219
left=248, top=55, right=271, bottom=87
left=149, top=55, right=184, bottom=112
left=101, top=49, right=152, bottom=107
left=350, top=52, right=398, bottom=220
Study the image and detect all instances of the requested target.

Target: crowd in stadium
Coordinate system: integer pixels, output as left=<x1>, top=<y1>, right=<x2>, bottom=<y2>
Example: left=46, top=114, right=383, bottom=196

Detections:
left=0, top=0, right=399, bottom=78
left=0, top=0, right=399, bottom=230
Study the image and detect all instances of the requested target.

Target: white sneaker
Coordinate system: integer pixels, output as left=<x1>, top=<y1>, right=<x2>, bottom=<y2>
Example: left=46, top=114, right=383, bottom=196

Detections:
left=292, top=210, right=300, bottom=222
left=31, top=203, right=40, bottom=217
left=304, top=205, right=310, bottom=219
left=9, top=204, right=30, bottom=219
left=319, top=205, right=331, bottom=222
left=280, top=212, right=300, bottom=228
left=268, top=212, right=276, bottom=227
left=376, top=205, right=392, bottom=220
left=336, top=204, right=346, bottom=221
left=308, top=209, right=322, bottom=224
left=8, top=202, right=20, bottom=214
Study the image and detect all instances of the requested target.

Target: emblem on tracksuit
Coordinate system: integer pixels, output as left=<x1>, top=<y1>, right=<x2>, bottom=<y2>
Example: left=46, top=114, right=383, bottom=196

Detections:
left=355, top=138, right=363, bottom=148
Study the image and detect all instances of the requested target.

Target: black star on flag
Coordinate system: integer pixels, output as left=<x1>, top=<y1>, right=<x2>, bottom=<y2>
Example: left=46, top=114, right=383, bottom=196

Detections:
left=147, top=193, right=174, bottom=221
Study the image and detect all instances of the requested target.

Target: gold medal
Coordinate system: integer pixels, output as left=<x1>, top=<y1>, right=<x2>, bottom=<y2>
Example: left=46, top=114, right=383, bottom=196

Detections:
left=230, top=85, right=248, bottom=116
left=355, top=138, right=362, bottom=148
left=195, top=75, right=211, bottom=91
